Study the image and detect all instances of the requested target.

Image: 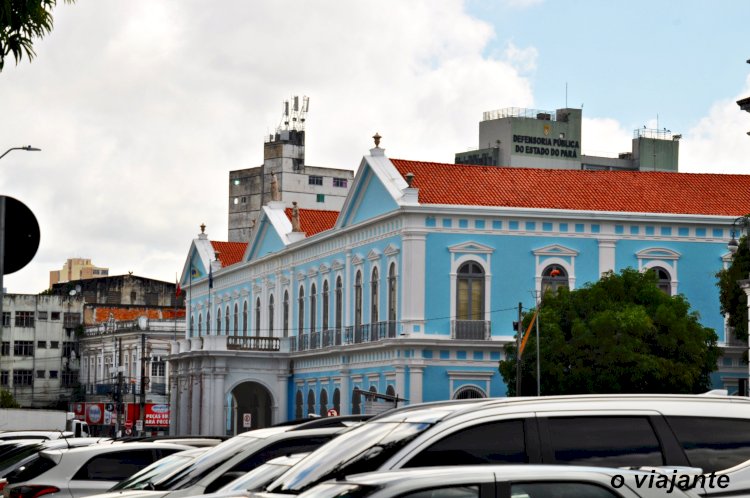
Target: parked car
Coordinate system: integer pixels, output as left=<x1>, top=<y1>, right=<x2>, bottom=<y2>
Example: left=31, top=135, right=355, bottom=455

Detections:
left=290, top=465, right=703, bottom=498
left=103, top=449, right=210, bottom=492
left=0, top=432, right=76, bottom=442
left=0, top=438, right=110, bottom=479
left=5, top=442, right=193, bottom=498
left=261, top=394, right=750, bottom=497
left=86, top=424, right=353, bottom=498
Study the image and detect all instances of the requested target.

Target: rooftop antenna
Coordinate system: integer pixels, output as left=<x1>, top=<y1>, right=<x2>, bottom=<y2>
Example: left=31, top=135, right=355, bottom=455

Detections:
left=277, top=95, right=310, bottom=133
left=565, top=82, right=568, bottom=108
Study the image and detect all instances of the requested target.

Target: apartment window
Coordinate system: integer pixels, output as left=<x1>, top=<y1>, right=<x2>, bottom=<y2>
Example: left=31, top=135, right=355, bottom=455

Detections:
left=308, top=175, right=323, bottom=186
left=310, top=284, right=317, bottom=334
left=354, top=271, right=363, bottom=328
left=61, top=371, right=77, bottom=387
left=335, top=277, right=342, bottom=331
left=0, top=371, right=7, bottom=386
left=268, top=294, right=275, bottom=337
left=316, top=194, right=325, bottom=203
left=1, top=342, right=9, bottom=356
left=13, top=370, right=33, bottom=387
left=64, top=312, right=81, bottom=328
left=14, top=341, right=34, bottom=357
left=1, top=313, right=9, bottom=327
left=234, top=303, right=239, bottom=336
left=283, top=291, right=289, bottom=338
left=333, top=177, right=348, bottom=188
left=225, top=306, right=230, bottom=335
left=38, top=311, right=48, bottom=320
left=457, top=261, right=484, bottom=321
left=36, top=370, right=45, bottom=379
left=37, top=341, right=46, bottom=349
left=151, top=361, right=165, bottom=377
left=233, top=198, right=239, bottom=205
left=298, top=287, right=305, bottom=334
left=63, top=342, right=77, bottom=358
left=15, top=311, right=34, bottom=328
left=242, top=301, right=248, bottom=335
left=50, top=341, right=59, bottom=349
left=322, top=280, right=329, bottom=331
left=49, top=370, right=58, bottom=379
left=241, top=197, right=246, bottom=204
left=371, top=267, right=379, bottom=324
left=51, top=312, right=60, bottom=320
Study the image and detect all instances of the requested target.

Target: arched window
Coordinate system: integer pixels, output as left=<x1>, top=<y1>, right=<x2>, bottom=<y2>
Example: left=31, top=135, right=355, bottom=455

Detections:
left=388, top=263, right=397, bottom=326
left=206, top=311, right=211, bottom=334
left=233, top=303, right=239, bottom=335
left=352, top=388, right=361, bottom=415
left=371, top=267, right=379, bottom=324
left=225, top=306, right=230, bottom=335
left=198, top=313, right=202, bottom=336
left=268, top=294, right=275, bottom=337
left=320, top=389, right=328, bottom=416
left=298, top=286, right=305, bottom=335
left=354, top=271, right=363, bottom=329
left=242, top=301, right=248, bottom=335
left=453, top=385, right=487, bottom=399
left=307, top=389, right=316, bottom=417
left=216, top=308, right=221, bottom=336
left=335, top=277, right=343, bottom=331
left=295, top=390, right=303, bottom=419
left=255, top=298, right=261, bottom=336
left=333, top=388, right=341, bottom=415
left=322, top=280, right=329, bottom=332
left=386, top=385, right=395, bottom=397
left=457, top=261, right=484, bottom=320
left=542, top=264, right=569, bottom=296
left=283, top=290, right=290, bottom=337
left=310, top=283, right=317, bottom=334
left=650, top=266, right=672, bottom=294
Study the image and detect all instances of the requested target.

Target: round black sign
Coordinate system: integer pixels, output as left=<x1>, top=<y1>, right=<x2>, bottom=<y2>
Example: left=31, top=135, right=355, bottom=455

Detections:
left=3, top=196, right=40, bottom=275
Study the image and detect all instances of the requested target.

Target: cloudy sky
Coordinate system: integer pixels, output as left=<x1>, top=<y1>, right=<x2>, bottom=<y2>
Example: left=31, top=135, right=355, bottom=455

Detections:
left=1, top=0, right=749, bottom=294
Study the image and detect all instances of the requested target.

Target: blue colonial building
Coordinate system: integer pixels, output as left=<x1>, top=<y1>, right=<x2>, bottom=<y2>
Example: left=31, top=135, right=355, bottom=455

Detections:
left=169, top=140, right=750, bottom=436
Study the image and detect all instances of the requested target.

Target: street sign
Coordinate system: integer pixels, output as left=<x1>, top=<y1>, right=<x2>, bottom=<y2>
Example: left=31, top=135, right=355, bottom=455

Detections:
left=135, top=419, right=143, bottom=431
left=327, top=408, right=338, bottom=417
left=2, top=196, right=40, bottom=275
left=242, top=413, right=252, bottom=428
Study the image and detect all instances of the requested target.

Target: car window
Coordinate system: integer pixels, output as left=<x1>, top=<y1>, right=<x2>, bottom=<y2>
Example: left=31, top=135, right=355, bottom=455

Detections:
left=402, top=485, right=480, bottom=497
left=5, top=454, right=57, bottom=484
left=510, top=482, right=619, bottom=498
left=72, top=449, right=156, bottom=481
left=666, top=416, right=750, bottom=473
left=545, top=417, right=663, bottom=467
left=205, top=436, right=333, bottom=494
left=404, top=419, right=527, bottom=467
left=109, top=453, right=196, bottom=490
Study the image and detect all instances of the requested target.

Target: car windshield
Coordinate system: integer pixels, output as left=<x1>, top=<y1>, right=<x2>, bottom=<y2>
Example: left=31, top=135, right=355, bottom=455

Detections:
left=0, top=442, right=43, bottom=471
left=268, top=421, right=431, bottom=493
left=154, top=436, right=262, bottom=491
left=221, top=461, right=292, bottom=493
left=110, top=452, right=197, bottom=491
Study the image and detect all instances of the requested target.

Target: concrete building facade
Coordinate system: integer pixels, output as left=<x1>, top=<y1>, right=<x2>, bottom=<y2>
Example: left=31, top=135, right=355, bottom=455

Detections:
left=49, top=258, right=109, bottom=287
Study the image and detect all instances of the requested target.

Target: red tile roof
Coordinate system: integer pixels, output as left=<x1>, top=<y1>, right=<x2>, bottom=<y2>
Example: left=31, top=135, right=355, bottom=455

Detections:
left=211, top=241, right=247, bottom=268
left=284, top=208, right=339, bottom=236
left=391, top=159, right=750, bottom=216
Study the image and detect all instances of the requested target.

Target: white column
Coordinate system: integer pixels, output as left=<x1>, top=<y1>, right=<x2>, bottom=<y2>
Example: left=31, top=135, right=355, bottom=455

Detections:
left=394, top=365, right=406, bottom=405
left=339, top=370, right=350, bottom=415
left=213, top=368, right=226, bottom=436
left=190, top=372, right=201, bottom=435
left=598, top=238, right=617, bottom=277
left=409, top=364, right=424, bottom=404
left=401, top=230, right=427, bottom=334
left=178, top=374, right=189, bottom=435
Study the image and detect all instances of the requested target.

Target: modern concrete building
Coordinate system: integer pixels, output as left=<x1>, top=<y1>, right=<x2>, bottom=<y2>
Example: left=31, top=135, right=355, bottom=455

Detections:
left=49, top=258, right=109, bottom=287
left=228, top=97, right=354, bottom=242
left=171, top=138, right=749, bottom=436
left=0, top=294, right=82, bottom=408
left=456, top=107, right=680, bottom=172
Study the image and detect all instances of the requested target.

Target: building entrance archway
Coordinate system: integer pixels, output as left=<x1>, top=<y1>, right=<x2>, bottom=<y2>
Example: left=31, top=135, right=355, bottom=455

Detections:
left=230, top=381, right=273, bottom=434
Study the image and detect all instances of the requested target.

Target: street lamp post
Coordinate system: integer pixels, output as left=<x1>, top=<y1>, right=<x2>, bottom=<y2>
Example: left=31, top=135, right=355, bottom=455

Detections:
left=728, top=215, right=750, bottom=395
left=0, top=145, right=41, bottom=336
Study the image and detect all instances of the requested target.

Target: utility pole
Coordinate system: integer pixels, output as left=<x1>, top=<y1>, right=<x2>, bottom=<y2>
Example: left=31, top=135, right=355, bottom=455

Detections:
left=515, top=302, right=522, bottom=396
left=139, top=332, right=146, bottom=435
left=116, top=337, right=123, bottom=435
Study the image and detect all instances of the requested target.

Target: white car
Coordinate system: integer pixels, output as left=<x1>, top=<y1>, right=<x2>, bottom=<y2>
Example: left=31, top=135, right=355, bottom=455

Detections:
left=289, top=465, right=703, bottom=498
left=5, top=442, right=193, bottom=498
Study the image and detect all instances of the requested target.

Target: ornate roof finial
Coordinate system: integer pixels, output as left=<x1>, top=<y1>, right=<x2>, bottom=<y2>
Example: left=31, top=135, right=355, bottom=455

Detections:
left=373, top=132, right=381, bottom=148
left=291, top=202, right=302, bottom=232
left=405, top=172, right=415, bottom=188
left=270, top=172, right=280, bottom=201
left=200, top=223, right=206, bottom=234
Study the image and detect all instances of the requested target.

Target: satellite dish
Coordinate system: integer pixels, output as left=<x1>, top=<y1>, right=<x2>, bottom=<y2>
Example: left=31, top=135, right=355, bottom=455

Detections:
left=138, top=316, right=148, bottom=330
left=69, top=289, right=77, bottom=296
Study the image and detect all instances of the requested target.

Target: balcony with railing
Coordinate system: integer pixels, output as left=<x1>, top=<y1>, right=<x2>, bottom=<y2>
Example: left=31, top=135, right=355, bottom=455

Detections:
left=451, top=320, right=491, bottom=340
left=226, top=335, right=281, bottom=351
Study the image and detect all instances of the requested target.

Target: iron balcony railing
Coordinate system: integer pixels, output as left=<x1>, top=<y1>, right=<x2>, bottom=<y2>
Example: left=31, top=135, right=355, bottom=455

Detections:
left=451, top=320, right=492, bottom=340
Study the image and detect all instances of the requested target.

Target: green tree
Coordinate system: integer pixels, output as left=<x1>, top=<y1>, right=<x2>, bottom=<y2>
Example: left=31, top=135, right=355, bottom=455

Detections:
left=0, top=389, right=20, bottom=408
left=499, top=268, right=720, bottom=396
left=716, top=234, right=750, bottom=349
left=0, top=0, right=74, bottom=72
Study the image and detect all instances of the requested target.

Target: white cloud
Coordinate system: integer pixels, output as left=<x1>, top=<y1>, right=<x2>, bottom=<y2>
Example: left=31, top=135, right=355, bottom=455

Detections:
left=581, top=118, right=632, bottom=158
left=503, top=42, right=538, bottom=74
left=0, top=0, right=534, bottom=293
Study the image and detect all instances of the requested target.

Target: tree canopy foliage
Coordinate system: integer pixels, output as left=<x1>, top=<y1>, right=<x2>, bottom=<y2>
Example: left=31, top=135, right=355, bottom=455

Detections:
left=499, top=268, right=720, bottom=396
left=717, top=234, right=750, bottom=348
left=0, top=0, right=73, bottom=71
left=0, top=389, right=20, bottom=408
